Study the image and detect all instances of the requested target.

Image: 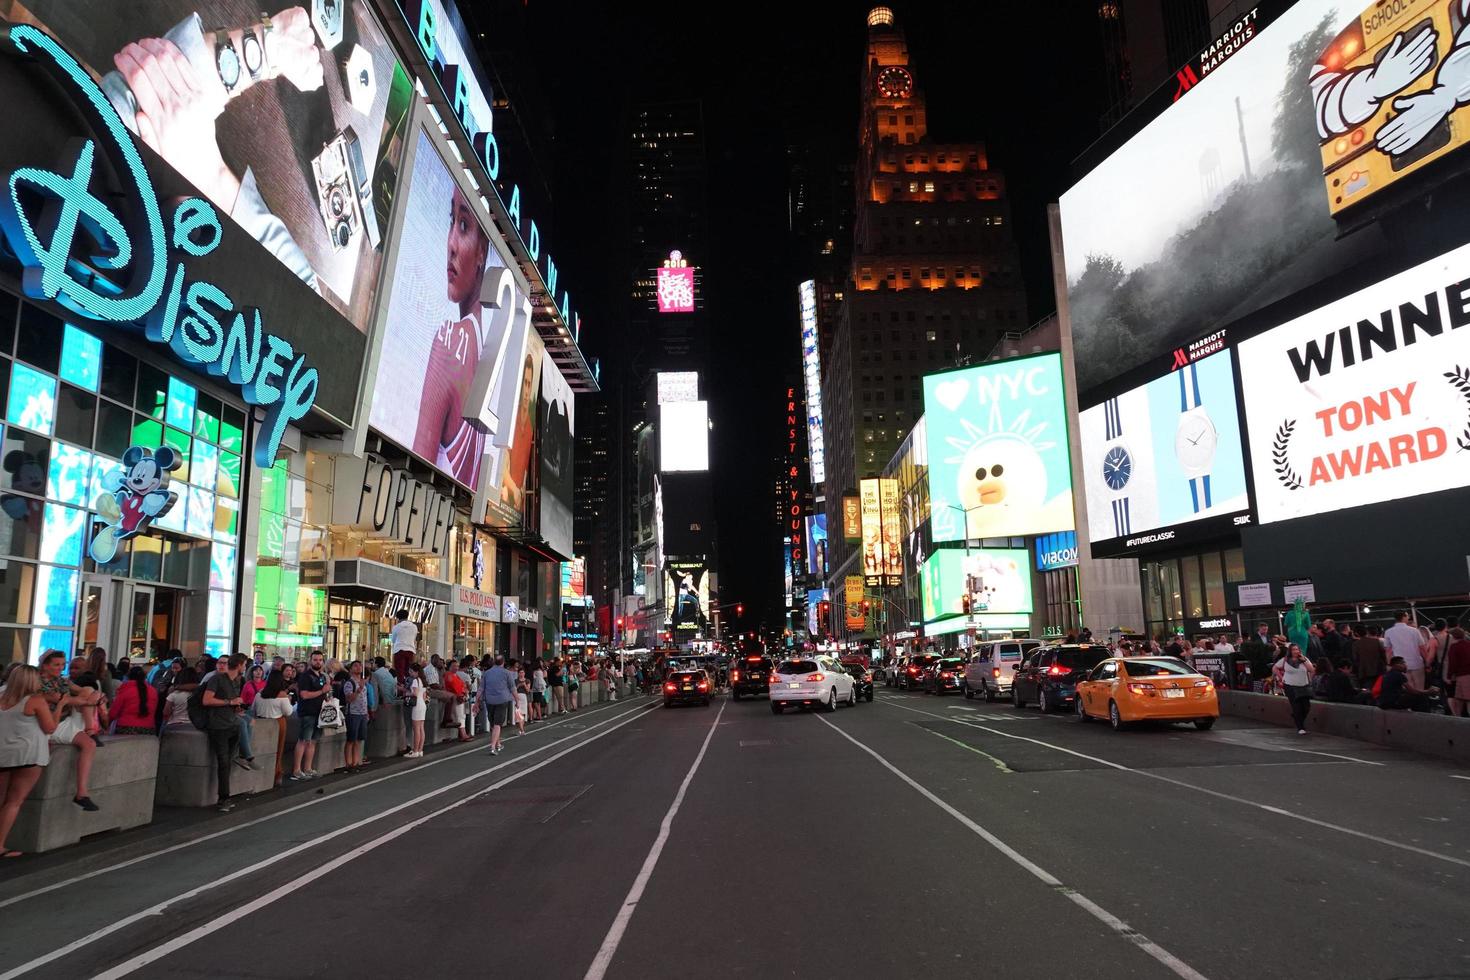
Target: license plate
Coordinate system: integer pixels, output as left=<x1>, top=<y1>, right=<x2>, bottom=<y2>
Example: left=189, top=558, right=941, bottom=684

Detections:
left=682, top=686, right=692, bottom=691
left=1162, top=689, right=1185, bottom=699
left=788, top=682, right=801, bottom=689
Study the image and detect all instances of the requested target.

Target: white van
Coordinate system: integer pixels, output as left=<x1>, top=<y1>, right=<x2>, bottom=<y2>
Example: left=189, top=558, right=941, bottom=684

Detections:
left=963, top=639, right=1042, bottom=701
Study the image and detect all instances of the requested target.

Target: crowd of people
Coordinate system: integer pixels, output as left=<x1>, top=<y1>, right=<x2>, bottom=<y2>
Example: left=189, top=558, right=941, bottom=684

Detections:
left=0, top=609, right=640, bottom=857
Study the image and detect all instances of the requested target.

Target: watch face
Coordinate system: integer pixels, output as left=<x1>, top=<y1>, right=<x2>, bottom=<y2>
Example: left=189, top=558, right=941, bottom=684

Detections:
left=217, top=42, right=241, bottom=89
left=876, top=66, right=913, bottom=99
left=1174, top=407, right=1217, bottom=474
left=243, top=33, right=263, bottom=74
left=1102, top=445, right=1132, bottom=491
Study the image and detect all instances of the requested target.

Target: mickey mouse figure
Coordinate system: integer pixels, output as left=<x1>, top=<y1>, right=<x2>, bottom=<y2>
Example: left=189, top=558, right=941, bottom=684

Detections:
left=90, top=446, right=181, bottom=564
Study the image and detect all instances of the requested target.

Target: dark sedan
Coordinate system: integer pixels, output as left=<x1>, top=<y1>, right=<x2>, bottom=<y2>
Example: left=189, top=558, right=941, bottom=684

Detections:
left=663, top=670, right=712, bottom=707
left=730, top=656, right=774, bottom=700
left=929, top=657, right=966, bottom=695
left=1011, top=645, right=1111, bottom=712
left=841, top=661, right=874, bottom=702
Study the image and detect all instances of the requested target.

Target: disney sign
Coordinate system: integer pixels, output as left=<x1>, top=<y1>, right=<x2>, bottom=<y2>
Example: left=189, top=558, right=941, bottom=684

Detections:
left=0, top=25, right=317, bottom=468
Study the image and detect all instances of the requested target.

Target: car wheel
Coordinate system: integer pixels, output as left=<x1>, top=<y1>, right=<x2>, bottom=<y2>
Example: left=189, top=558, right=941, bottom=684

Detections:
left=1076, top=696, right=1090, bottom=722
left=848, top=687, right=857, bottom=707
left=771, top=702, right=784, bottom=715
left=866, top=691, right=874, bottom=702
left=1038, top=687, right=1050, bottom=713
left=1194, top=718, right=1215, bottom=731
left=1108, top=700, right=1124, bottom=731
left=825, top=689, right=838, bottom=713
left=732, top=691, right=742, bottom=701
left=964, top=685, right=975, bottom=700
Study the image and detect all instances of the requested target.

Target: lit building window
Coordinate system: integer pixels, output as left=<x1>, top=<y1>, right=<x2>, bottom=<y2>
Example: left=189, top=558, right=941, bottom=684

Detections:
left=924, top=181, right=935, bottom=193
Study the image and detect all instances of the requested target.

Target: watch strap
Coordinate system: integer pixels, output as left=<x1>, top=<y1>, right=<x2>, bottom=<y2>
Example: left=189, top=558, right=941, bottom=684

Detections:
left=1188, top=475, right=1212, bottom=513
left=1178, top=362, right=1202, bottom=412
left=1104, top=396, right=1122, bottom=440
left=1111, top=497, right=1131, bottom=537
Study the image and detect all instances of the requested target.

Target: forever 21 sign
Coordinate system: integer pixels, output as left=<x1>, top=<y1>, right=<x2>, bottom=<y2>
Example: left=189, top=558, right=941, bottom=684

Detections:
left=331, top=455, right=454, bottom=558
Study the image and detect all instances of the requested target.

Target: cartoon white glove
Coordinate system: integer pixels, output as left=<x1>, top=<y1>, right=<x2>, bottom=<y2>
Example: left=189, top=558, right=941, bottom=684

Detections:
left=1367, top=28, right=1439, bottom=100
left=1376, top=85, right=1456, bottom=154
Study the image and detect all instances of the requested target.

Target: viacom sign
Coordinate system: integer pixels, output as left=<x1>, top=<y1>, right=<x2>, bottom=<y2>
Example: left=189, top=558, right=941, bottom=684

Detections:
left=1240, top=243, right=1470, bottom=525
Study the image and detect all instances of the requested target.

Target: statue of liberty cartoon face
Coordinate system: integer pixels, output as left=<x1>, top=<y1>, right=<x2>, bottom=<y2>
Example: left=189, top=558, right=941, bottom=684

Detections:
left=956, top=433, right=1047, bottom=529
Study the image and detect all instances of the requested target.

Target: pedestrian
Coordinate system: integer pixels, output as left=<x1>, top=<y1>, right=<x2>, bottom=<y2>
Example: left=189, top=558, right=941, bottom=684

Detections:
left=481, top=655, right=516, bottom=755
left=202, top=653, right=248, bottom=813
left=1384, top=611, right=1428, bottom=690
left=566, top=659, right=581, bottom=712
left=161, top=667, right=198, bottom=729
left=514, top=667, right=529, bottom=735
left=1274, top=643, right=1316, bottom=735
left=37, top=650, right=101, bottom=811
left=110, top=666, right=160, bottom=735
left=1443, top=627, right=1470, bottom=717
left=288, top=650, right=329, bottom=781
left=463, top=656, right=482, bottom=736
left=0, top=666, right=72, bottom=858
left=340, top=661, right=369, bottom=771
left=241, top=665, right=266, bottom=709
left=443, top=659, right=469, bottom=741
left=405, top=663, right=427, bottom=758
left=86, top=646, right=117, bottom=699
left=531, top=660, right=547, bottom=720
left=1352, top=625, right=1387, bottom=687
left=252, top=672, right=294, bottom=786
left=1379, top=656, right=1440, bottom=712
left=1323, top=661, right=1373, bottom=705
left=390, top=608, right=418, bottom=679
left=369, top=657, right=398, bottom=708
left=548, top=658, right=566, bottom=715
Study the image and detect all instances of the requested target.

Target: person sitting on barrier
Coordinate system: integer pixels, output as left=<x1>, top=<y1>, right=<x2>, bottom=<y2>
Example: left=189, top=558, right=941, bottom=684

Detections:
left=110, top=666, right=160, bottom=735
left=0, top=666, right=75, bottom=858
left=37, top=651, right=103, bottom=811
left=1323, top=661, right=1374, bottom=706
left=1378, top=657, right=1439, bottom=713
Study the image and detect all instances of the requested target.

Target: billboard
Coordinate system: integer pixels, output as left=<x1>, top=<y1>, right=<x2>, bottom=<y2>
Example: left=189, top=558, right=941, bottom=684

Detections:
left=560, top=558, right=586, bottom=601
left=923, top=353, right=1073, bottom=542
left=657, top=371, right=699, bottom=404
left=842, top=495, right=861, bottom=541
left=481, top=331, right=545, bottom=527
left=1035, top=530, right=1079, bottom=572
left=799, top=280, right=827, bottom=485
left=538, top=351, right=575, bottom=558
left=858, top=479, right=892, bottom=586
left=660, top=400, right=710, bottom=472
left=920, top=548, right=1033, bottom=629
left=14, top=1, right=414, bottom=332
left=1239, top=241, right=1470, bottom=525
left=656, top=266, right=696, bottom=313
left=1060, top=0, right=1470, bottom=393
left=806, top=588, right=829, bottom=635
left=664, top=558, right=709, bottom=634
left=844, top=575, right=866, bottom=630
left=1080, top=349, right=1250, bottom=556
left=805, top=514, right=829, bottom=577
left=371, top=125, right=526, bottom=489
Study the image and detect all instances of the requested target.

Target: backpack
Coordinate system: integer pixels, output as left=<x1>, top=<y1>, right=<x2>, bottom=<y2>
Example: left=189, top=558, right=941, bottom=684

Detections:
left=186, top=683, right=208, bottom=731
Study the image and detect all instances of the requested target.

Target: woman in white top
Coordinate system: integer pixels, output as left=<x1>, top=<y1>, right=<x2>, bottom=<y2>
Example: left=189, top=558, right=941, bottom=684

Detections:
left=1273, top=643, right=1316, bottom=734
left=406, top=664, right=427, bottom=758
left=161, top=668, right=200, bottom=729
left=0, top=666, right=69, bottom=858
left=252, top=672, right=296, bottom=787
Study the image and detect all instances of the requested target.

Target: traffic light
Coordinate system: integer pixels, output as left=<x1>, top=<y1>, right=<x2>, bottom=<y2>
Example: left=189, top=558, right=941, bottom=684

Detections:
left=616, top=617, right=624, bottom=628
left=961, top=593, right=972, bottom=614
left=736, top=603, right=744, bottom=617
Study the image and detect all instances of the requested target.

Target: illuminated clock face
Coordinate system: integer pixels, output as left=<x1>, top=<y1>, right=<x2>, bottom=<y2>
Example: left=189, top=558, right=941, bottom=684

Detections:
left=876, top=66, right=913, bottom=99
left=1102, top=445, right=1132, bottom=491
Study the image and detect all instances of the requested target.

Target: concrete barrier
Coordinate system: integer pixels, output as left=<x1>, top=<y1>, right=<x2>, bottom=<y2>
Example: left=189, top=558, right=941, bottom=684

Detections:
left=367, top=702, right=407, bottom=759
left=1219, top=691, right=1470, bottom=764
left=10, top=735, right=158, bottom=852
left=155, top=719, right=280, bottom=807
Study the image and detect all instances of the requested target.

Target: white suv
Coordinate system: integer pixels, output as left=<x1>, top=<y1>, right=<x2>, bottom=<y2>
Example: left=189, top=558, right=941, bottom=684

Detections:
left=770, top=656, right=856, bottom=714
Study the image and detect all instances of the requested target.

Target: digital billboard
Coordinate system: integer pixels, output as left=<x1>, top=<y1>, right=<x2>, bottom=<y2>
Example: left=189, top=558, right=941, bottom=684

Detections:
left=859, top=478, right=900, bottom=586
left=798, top=280, right=826, bottom=485
left=1035, top=530, right=1079, bottom=573
left=481, top=331, right=545, bottom=527
left=920, top=548, right=1033, bottom=629
left=1239, top=242, right=1470, bottom=525
left=664, top=558, right=709, bottom=635
left=842, top=495, right=861, bottom=541
left=1060, top=0, right=1470, bottom=393
left=660, top=400, right=710, bottom=472
left=538, top=351, right=575, bottom=558
left=14, top=1, right=414, bottom=332
left=657, top=372, right=699, bottom=404
left=844, top=575, right=866, bottom=631
left=656, top=266, right=696, bottom=313
left=805, top=514, right=829, bottom=577
left=923, top=353, right=1073, bottom=542
left=1080, top=349, right=1250, bottom=557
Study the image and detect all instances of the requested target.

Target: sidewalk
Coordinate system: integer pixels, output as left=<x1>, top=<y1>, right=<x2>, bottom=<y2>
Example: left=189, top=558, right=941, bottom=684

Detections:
left=1219, top=690, right=1470, bottom=765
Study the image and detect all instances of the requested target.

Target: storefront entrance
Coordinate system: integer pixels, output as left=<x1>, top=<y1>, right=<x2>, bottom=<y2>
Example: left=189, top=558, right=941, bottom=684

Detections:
left=79, top=576, right=181, bottom=663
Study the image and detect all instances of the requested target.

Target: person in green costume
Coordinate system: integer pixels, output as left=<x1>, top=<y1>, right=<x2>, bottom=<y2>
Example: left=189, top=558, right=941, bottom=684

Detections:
left=1284, top=598, right=1312, bottom=656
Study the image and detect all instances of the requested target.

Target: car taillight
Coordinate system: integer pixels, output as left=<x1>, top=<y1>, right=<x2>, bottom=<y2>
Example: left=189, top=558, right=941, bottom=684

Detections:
left=1193, top=679, right=1211, bottom=688
left=907, top=666, right=918, bottom=674
left=697, top=681, right=709, bottom=691
left=1127, top=683, right=1156, bottom=697
left=664, top=682, right=677, bottom=693
left=1047, top=665, right=1069, bottom=676
left=941, top=671, right=952, bottom=679
left=731, top=670, right=740, bottom=681
left=807, top=673, right=825, bottom=682
left=992, top=668, right=1000, bottom=677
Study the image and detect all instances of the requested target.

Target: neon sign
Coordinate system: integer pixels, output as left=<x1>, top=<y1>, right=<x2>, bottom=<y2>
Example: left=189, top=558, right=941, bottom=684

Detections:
left=0, top=26, right=318, bottom=469
left=798, top=280, right=825, bottom=485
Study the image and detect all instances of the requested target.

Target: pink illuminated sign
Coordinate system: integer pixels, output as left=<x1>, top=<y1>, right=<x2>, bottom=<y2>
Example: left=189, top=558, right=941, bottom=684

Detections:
left=656, top=266, right=695, bottom=313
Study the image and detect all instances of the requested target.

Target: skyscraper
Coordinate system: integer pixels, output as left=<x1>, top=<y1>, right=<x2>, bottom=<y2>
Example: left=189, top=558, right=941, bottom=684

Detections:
left=822, top=7, right=1027, bottom=601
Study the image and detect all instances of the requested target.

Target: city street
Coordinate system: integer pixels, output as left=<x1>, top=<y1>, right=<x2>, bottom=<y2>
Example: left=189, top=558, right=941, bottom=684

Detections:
left=1, top=689, right=1466, bottom=980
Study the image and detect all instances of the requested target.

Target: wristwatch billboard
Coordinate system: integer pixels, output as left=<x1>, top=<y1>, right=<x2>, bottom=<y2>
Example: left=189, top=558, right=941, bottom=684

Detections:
left=1173, top=362, right=1217, bottom=513
left=1101, top=395, right=1132, bottom=536
left=242, top=28, right=264, bottom=79
left=214, top=31, right=241, bottom=91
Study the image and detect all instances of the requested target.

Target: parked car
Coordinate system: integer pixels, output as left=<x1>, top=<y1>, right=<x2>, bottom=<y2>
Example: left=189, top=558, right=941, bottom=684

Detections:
left=769, top=656, right=858, bottom=713
left=730, top=655, right=774, bottom=700
left=841, top=660, right=875, bottom=702
left=963, top=639, right=1043, bottom=701
left=1011, top=644, right=1111, bottom=713
left=663, top=669, right=712, bottom=708
left=898, top=653, right=942, bottom=691
left=928, top=657, right=966, bottom=695
left=1075, top=657, right=1219, bottom=731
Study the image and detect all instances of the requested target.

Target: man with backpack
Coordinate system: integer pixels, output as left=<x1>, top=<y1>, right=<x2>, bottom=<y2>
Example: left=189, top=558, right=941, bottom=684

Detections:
left=201, top=654, right=247, bottom=813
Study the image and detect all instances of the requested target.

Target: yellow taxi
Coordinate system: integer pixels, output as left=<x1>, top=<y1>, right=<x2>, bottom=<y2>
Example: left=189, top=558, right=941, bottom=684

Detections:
left=1074, top=657, right=1218, bottom=732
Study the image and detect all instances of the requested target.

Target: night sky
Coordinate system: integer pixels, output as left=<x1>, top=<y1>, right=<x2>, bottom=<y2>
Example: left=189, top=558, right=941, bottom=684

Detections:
left=516, top=1, right=1109, bottom=626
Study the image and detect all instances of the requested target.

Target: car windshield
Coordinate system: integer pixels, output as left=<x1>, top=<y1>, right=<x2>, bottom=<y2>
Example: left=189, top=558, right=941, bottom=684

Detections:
left=777, top=661, right=819, bottom=675
left=841, top=663, right=867, bottom=674
left=1122, top=659, right=1196, bottom=677
left=1058, top=648, right=1109, bottom=670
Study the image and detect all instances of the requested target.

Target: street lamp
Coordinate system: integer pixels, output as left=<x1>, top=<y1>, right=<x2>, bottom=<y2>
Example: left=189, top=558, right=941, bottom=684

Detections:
left=947, top=503, right=987, bottom=648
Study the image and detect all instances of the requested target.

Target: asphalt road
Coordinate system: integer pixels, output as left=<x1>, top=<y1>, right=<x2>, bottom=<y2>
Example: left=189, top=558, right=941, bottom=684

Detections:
left=2, top=685, right=1469, bottom=980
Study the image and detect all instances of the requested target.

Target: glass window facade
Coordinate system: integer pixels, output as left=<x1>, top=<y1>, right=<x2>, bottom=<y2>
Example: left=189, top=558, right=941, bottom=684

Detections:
left=1139, top=547, right=1247, bottom=641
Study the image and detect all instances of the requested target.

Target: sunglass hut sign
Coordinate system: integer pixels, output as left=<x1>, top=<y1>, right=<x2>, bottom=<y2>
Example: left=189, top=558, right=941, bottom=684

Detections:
left=0, top=26, right=317, bottom=468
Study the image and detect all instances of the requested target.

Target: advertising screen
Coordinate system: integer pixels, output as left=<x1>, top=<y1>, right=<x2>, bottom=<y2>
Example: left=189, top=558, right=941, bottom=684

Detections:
left=805, top=514, right=829, bottom=577
left=371, top=125, right=526, bottom=489
left=481, top=331, right=545, bottom=527
left=538, top=351, right=575, bottom=558
left=859, top=479, right=883, bottom=586
left=16, top=0, right=414, bottom=332
left=923, top=353, right=1073, bottom=542
left=1080, top=349, right=1251, bottom=556
left=806, top=588, right=828, bottom=635
left=656, top=266, right=696, bottom=313
left=920, top=548, right=1033, bottom=628
left=660, top=400, right=710, bottom=472
left=664, top=558, right=708, bottom=635
left=844, top=575, right=866, bottom=631
left=798, top=280, right=826, bottom=486
left=560, top=558, right=586, bottom=601
left=1035, top=530, right=1079, bottom=572
left=842, top=495, right=861, bottom=541
left=1239, top=242, right=1470, bottom=525
left=1060, top=0, right=1470, bottom=393
left=657, top=372, right=699, bottom=404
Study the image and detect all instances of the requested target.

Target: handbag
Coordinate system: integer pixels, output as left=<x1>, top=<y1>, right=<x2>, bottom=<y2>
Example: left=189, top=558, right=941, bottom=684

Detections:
left=317, top=696, right=345, bottom=729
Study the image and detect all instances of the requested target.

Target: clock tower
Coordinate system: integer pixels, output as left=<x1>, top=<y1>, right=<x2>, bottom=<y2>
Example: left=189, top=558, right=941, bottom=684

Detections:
left=860, top=6, right=928, bottom=162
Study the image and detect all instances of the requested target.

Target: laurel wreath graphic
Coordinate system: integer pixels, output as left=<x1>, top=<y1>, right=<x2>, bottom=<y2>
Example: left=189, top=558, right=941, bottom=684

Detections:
left=1444, top=366, right=1470, bottom=452
left=1272, top=420, right=1303, bottom=490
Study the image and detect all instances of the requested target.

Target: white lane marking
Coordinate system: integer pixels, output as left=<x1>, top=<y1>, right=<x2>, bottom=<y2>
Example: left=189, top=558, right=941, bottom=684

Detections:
left=879, top=699, right=1470, bottom=871
left=914, top=722, right=1013, bottom=773
left=1451, top=775, right=1470, bottom=782
left=817, top=714, right=1209, bottom=980
left=0, top=695, right=644, bottom=911
left=583, top=700, right=726, bottom=980
left=2, top=701, right=659, bottom=980
left=1199, top=730, right=1385, bottom=766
